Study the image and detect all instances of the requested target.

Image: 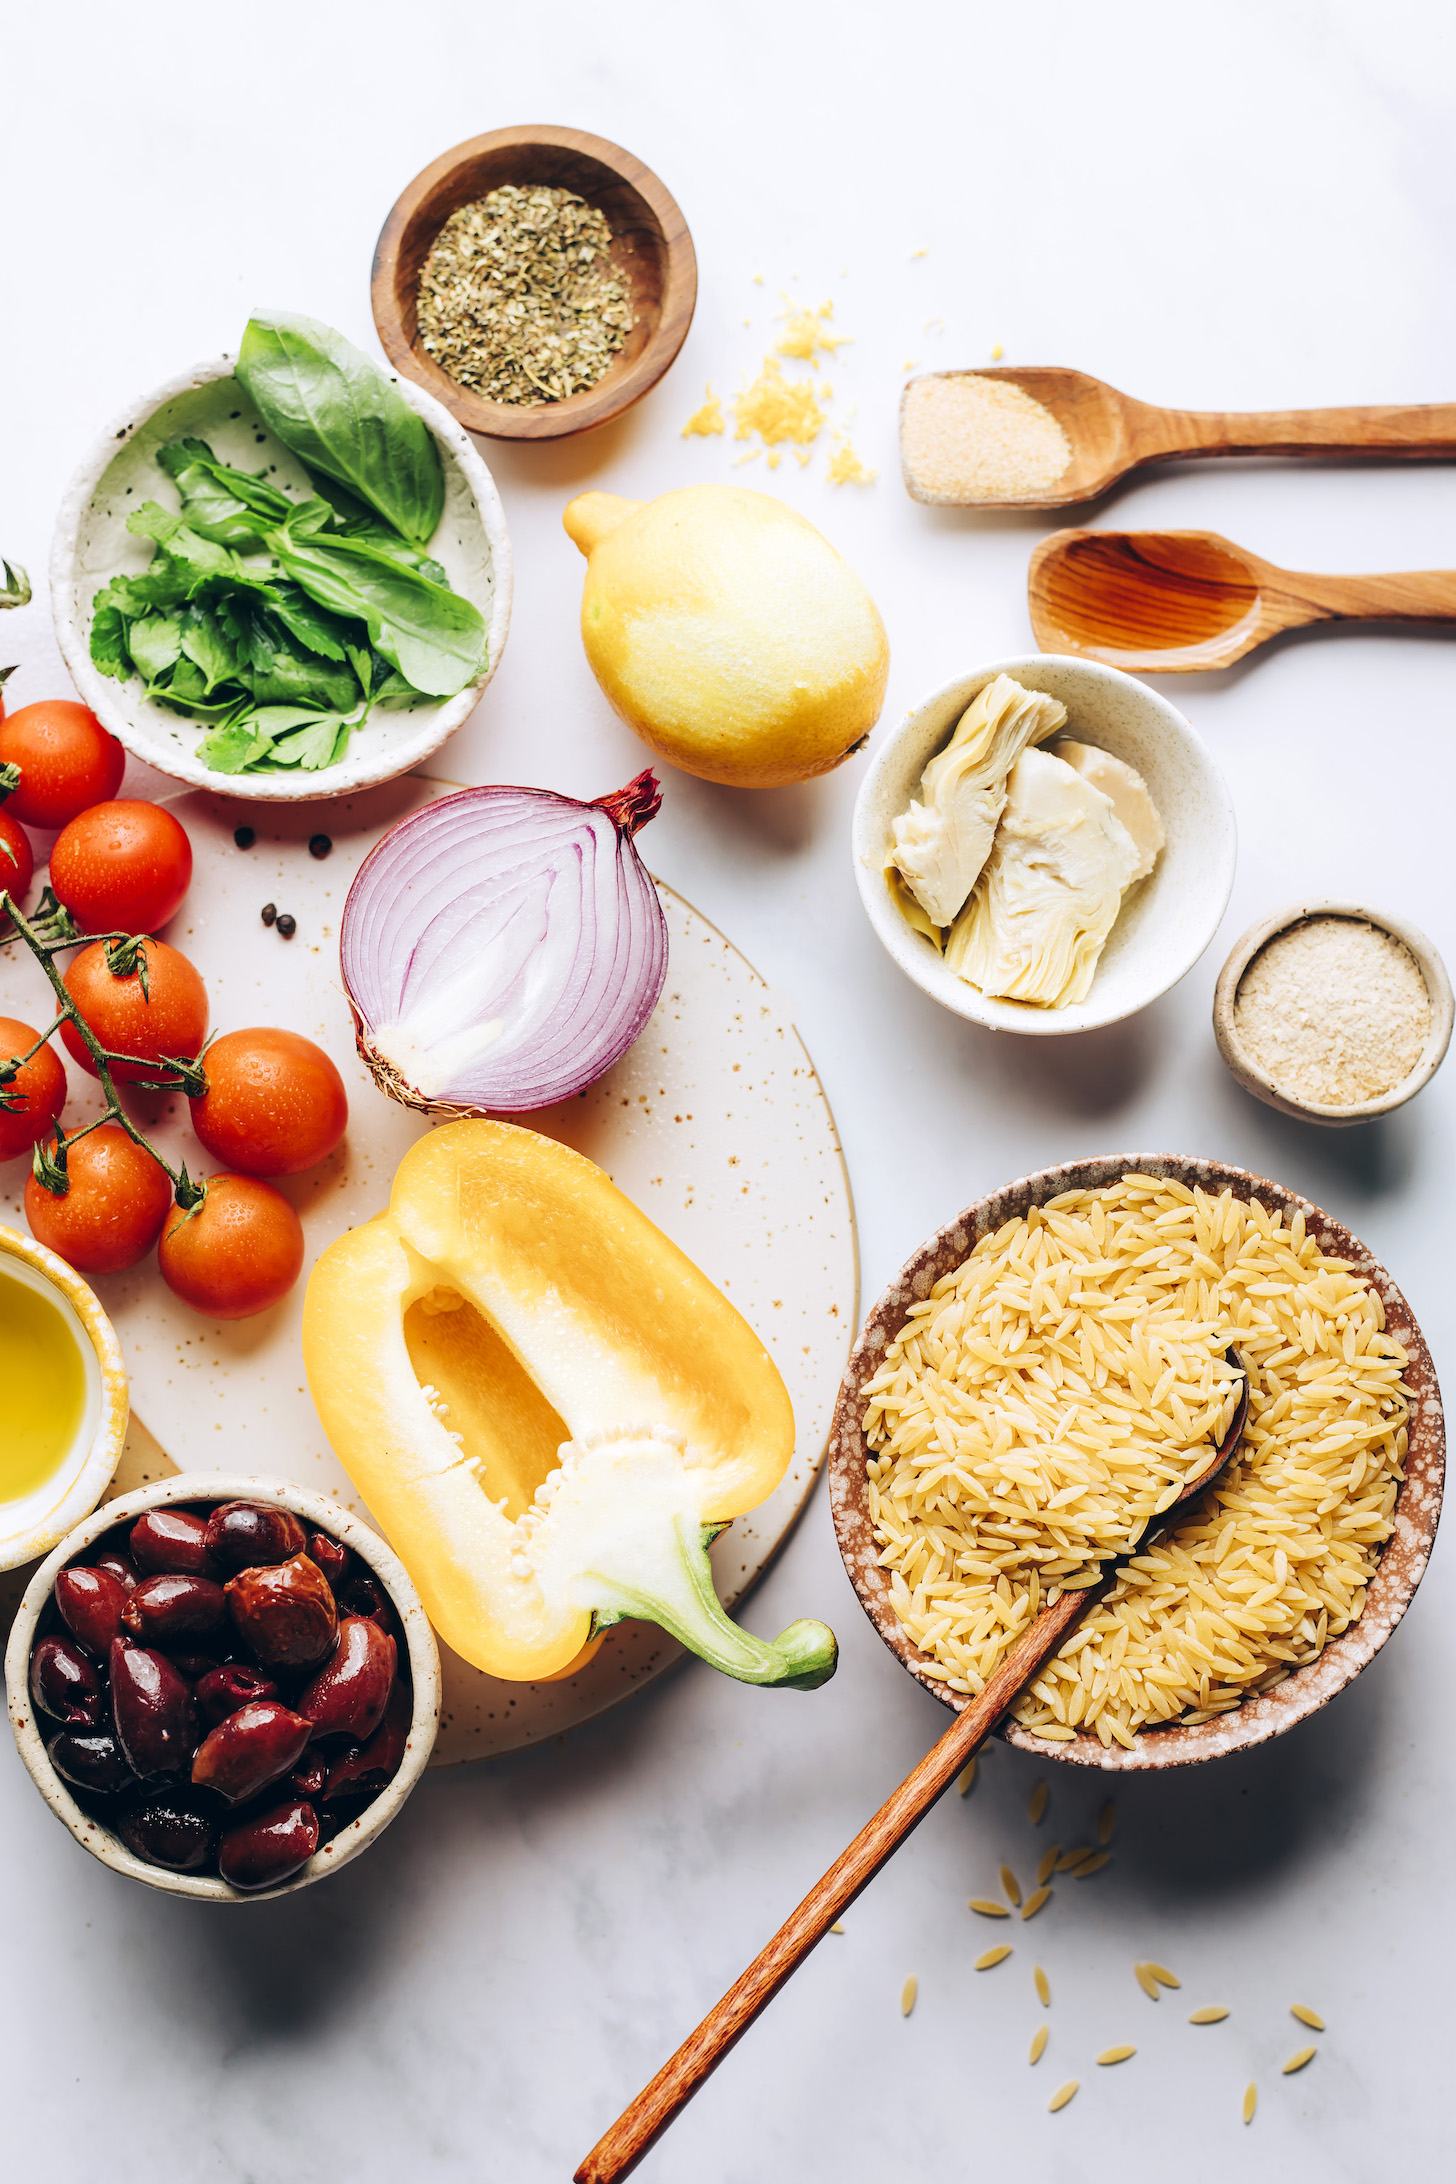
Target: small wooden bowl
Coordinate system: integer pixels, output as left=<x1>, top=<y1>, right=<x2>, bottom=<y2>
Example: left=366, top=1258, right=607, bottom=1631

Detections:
left=372, top=125, right=697, bottom=442
left=1213, top=900, right=1453, bottom=1126
left=829, top=1154, right=1445, bottom=1771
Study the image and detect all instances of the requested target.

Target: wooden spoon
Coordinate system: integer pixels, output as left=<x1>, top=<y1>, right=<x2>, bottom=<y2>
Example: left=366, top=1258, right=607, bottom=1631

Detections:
left=901, top=366, right=1456, bottom=509
left=575, top=1358, right=1252, bottom=2184
left=1026, top=526, right=1456, bottom=672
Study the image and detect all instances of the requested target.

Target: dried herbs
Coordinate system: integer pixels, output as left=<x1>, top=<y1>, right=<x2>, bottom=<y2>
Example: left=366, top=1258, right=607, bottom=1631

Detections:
left=417, top=185, right=634, bottom=405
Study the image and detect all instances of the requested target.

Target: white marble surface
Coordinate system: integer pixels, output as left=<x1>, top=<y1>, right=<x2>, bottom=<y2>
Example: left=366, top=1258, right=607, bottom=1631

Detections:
left=2, top=3, right=1453, bottom=2178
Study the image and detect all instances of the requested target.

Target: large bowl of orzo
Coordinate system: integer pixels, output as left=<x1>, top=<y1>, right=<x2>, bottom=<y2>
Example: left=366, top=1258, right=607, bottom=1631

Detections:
left=828, top=1155, right=1444, bottom=1770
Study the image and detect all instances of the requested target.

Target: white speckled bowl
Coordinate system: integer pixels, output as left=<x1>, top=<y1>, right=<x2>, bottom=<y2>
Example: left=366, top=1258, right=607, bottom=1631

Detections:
left=853, top=655, right=1237, bottom=1034
left=5, top=1473, right=440, bottom=1898
left=1213, top=899, right=1454, bottom=1126
left=0, top=1226, right=128, bottom=1572
left=829, top=1155, right=1445, bottom=1771
left=50, top=356, right=513, bottom=801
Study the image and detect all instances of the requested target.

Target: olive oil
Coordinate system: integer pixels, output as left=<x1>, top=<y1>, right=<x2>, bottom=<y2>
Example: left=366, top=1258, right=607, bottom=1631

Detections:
left=0, top=1266, right=88, bottom=1503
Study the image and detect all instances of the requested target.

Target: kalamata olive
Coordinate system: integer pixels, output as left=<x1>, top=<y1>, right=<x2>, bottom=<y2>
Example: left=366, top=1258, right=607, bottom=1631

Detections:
left=120, top=1572, right=228, bottom=1644
left=296, top=1616, right=396, bottom=1742
left=54, top=1565, right=131, bottom=1656
left=93, top=1548, right=140, bottom=1593
left=218, top=1798, right=319, bottom=1890
left=196, top=1663, right=278, bottom=1728
left=308, top=1531, right=349, bottom=1590
left=170, top=1652, right=222, bottom=1680
left=287, top=1752, right=331, bottom=1800
left=324, top=1678, right=411, bottom=1802
left=204, top=1501, right=307, bottom=1572
left=48, top=1728, right=137, bottom=1796
left=116, top=1795, right=217, bottom=1873
left=337, top=1569, right=404, bottom=1647
left=109, top=1639, right=198, bottom=1777
left=130, top=1508, right=217, bottom=1580
left=192, top=1701, right=312, bottom=1805
left=226, top=1553, right=337, bottom=1669
left=30, top=1635, right=104, bottom=1724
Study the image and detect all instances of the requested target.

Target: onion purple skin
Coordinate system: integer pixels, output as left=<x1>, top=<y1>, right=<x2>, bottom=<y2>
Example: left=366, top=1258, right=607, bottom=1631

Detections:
left=340, top=774, right=669, bottom=1117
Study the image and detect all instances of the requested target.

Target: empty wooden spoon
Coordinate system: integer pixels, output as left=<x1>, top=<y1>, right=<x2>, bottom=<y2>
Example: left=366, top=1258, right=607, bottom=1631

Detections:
left=900, top=366, right=1456, bottom=509
left=1026, top=526, right=1456, bottom=672
left=574, top=1357, right=1251, bottom=2184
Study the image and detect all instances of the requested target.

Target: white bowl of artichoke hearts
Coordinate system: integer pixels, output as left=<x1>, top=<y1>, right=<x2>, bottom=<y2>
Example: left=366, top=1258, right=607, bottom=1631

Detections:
left=853, top=656, right=1237, bottom=1034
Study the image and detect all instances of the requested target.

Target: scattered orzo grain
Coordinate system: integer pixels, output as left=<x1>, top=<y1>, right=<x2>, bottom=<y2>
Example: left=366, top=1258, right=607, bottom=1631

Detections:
left=1146, top=1963, right=1180, bottom=1989
left=1000, top=1864, right=1022, bottom=1907
left=1029, top=2024, right=1048, bottom=2064
left=1021, top=1887, right=1052, bottom=1921
left=901, top=1975, right=917, bottom=2016
left=1291, top=2004, right=1325, bottom=2031
left=1036, top=1845, right=1059, bottom=1887
left=1097, top=2045, right=1136, bottom=2065
left=1071, top=1852, right=1110, bottom=1878
left=864, top=1177, right=1409, bottom=1747
left=970, top=1899, right=1010, bottom=1918
left=1034, top=1965, right=1051, bottom=2006
left=1029, top=1780, right=1049, bottom=1824
left=1057, top=1846, right=1095, bottom=1872
left=829, top=1921, right=845, bottom=1935
left=1098, top=1800, right=1116, bottom=1844
left=1134, top=1964, right=1161, bottom=2001
left=1282, top=2046, right=1316, bottom=2074
left=1048, top=2080, right=1079, bottom=2113
left=1243, top=2083, right=1257, bottom=2124
left=976, top=1946, right=1013, bottom=1971
left=1188, top=2006, right=1230, bottom=2024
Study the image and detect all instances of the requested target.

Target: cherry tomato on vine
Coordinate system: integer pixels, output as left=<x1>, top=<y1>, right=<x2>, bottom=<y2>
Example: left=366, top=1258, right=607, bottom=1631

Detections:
left=158, top=1174, right=304, bottom=1319
left=0, top=702, right=125, bottom=830
left=1, top=809, right=35, bottom=909
left=0, top=1015, right=65, bottom=1161
left=61, top=939, right=208, bottom=1085
left=25, top=1123, right=173, bottom=1273
left=50, top=800, right=192, bottom=935
left=189, top=1028, right=348, bottom=1176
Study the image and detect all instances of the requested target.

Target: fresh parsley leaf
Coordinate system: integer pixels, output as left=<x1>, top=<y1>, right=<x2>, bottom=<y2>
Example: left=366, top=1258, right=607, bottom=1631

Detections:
left=197, top=722, right=276, bottom=774
left=180, top=603, right=239, bottom=692
left=90, top=601, right=133, bottom=680
left=269, top=714, right=352, bottom=770
left=129, top=612, right=185, bottom=682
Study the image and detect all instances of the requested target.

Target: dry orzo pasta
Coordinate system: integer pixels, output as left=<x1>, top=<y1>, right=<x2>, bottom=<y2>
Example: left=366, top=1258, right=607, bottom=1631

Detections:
left=863, top=1174, right=1409, bottom=1747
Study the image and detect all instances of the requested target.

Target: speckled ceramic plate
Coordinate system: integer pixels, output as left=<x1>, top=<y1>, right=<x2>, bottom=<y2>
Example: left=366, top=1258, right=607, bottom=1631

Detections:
left=0, top=778, right=858, bottom=1759
left=829, top=1153, right=1444, bottom=1771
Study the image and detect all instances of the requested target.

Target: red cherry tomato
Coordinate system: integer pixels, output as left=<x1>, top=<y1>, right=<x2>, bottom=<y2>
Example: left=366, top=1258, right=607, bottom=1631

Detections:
left=61, top=938, right=208, bottom=1085
left=49, top=800, right=192, bottom=935
left=189, top=1028, right=348, bottom=1176
left=0, top=1015, right=65, bottom=1160
left=159, top=1175, right=304, bottom=1320
left=0, top=809, right=34, bottom=908
left=25, top=1124, right=173, bottom=1273
left=0, top=702, right=125, bottom=830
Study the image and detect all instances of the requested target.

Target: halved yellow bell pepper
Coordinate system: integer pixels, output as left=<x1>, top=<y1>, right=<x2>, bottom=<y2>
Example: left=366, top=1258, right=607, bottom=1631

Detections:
left=302, top=1120, right=837, bottom=1689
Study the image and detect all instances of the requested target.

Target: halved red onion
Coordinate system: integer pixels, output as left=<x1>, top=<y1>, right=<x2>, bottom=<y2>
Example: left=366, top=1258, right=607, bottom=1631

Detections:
left=340, top=772, right=668, bottom=1115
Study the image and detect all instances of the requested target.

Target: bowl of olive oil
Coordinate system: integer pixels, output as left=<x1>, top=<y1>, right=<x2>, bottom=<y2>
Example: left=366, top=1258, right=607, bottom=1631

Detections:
left=0, top=1228, right=128, bottom=1571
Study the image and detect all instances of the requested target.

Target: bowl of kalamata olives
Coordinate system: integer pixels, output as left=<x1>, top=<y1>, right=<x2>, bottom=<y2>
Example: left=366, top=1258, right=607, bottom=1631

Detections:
left=4, top=1475, right=440, bottom=1900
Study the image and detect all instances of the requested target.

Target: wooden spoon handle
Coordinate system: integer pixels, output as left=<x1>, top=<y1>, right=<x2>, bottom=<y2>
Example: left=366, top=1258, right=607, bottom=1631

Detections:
left=573, top=1580, right=1103, bottom=2184
left=1136, top=400, right=1456, bottom=462
left=1270, top=565, right=1456, bottom=625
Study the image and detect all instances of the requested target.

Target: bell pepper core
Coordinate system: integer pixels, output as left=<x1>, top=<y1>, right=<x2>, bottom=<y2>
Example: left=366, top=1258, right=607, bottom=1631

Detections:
left=302, top=1120, right=837, bottom=1690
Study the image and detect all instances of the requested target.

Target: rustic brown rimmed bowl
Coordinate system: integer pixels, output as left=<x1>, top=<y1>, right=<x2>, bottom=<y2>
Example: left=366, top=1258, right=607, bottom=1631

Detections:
left=1213, top=900, right=1453, bottom=1127
left=372, top=124, right=697, bottom=442
left=5, top=1473, right=441, bottom=1899
left=829, top=1153, right=1444, bottom=1771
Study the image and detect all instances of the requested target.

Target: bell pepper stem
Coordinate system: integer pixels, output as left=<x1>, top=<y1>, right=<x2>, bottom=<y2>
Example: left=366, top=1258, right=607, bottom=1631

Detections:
left=582, top=1512, right=837, bottom=1691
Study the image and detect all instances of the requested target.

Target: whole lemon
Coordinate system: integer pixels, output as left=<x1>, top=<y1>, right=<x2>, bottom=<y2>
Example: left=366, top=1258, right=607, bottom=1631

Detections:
left=563, top=485, right=889, bottom=788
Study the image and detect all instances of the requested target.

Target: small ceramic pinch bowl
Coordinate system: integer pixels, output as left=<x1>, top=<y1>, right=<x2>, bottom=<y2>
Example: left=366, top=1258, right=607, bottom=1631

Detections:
left=0, top=1226, right=128, bottom=1572
left=1213, top=899, right=1453, bottom=1126
left=372, top=124, right=697, bottom=442
left=828, top=1154, right=1445, bottom=1771
left=5, top=1473, right=441, bottom=1900
left=853, top=654, right=1237, bottom=1035
left=50, top=357, right=512, bottom=801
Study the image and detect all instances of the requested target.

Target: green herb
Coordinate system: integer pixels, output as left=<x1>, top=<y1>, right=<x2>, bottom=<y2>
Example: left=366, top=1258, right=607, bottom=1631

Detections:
left=88, top=315, right=487, bottom=778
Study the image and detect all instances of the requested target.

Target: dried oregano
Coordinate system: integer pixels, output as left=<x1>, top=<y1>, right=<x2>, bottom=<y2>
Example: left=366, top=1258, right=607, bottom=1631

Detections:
left=417, top=185, right=634, bottom=405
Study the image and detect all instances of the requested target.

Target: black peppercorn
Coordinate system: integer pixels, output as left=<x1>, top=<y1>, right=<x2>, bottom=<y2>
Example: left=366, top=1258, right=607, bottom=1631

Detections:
left=308, top=834, right=333, bottom=860
left=276, top=914, right=297, bottom=939
left=234, top=826, right=256, bottom=849
left=261, top=903, right=277, bottom=927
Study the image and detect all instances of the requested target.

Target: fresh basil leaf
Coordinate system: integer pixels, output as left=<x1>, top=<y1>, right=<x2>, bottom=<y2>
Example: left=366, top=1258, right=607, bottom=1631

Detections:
left=285, top=498, right=336, bottom=540
left=197, top=723, right=275, bottom=774
left=126, top=503, right=237, bottom=577
left=129, top=613, right=185, bottom=682
left=91, top=602, right=133, bottom=680
left=266, top=581, right=352, bottom=662
left=268, top=533, right=485, bottom=698
left=301, top=470, right=377, bottom=529
left=180, top=603, right=239, bottom=692
left=237, top=314, right=444, bottom=544
left=251, top=645, right=361, bottom=714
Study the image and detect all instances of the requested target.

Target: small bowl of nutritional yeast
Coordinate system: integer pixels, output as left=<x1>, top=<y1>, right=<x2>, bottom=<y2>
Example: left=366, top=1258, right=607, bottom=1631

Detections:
left=0, top=1227, right=128, bottom=1571
left=1214, top=901, right=1453, bottom=1125
left=372, top=125, right=697, bottom=443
